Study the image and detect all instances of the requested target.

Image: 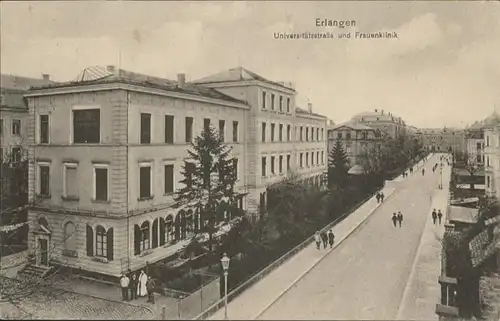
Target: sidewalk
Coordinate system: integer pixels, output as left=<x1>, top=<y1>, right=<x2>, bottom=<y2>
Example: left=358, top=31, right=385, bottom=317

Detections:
left=395, top=159, right=451, bottom=320
left=208, top=185, right=397, bottom=320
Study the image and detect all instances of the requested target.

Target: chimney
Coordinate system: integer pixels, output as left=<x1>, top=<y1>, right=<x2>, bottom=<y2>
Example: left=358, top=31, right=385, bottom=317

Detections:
left=177, top=73, right=186, bottom=88
left=308, top=102, right=313, bottom=114
left=106, top=65, right=116, bottom=73
left=42, top=74, right=50, bottom=81
left=381, top=109, right=384, bottom=115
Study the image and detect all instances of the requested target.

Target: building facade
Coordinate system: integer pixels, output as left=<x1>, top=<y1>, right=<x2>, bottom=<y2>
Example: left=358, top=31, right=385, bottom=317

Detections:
left=483, top=126, right=500, bottom=198
left=327, top=121, right=382, bottom=167
left=415, top=128, right=466, bottom=155
left=24, top=66, right=327, bottom=276
left=465, top=128, right=485, bottom=164
left=351, top=109, right=407, bottom=139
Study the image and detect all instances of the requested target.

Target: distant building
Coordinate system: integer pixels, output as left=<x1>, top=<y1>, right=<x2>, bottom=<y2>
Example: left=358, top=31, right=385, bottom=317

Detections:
left=327, top=121, right=383, bottom=167
left=415, top=127, right=465, bottom=155
left=24, top=66, right=327, bottom=276
left=351, top=109, right=407, bottom=139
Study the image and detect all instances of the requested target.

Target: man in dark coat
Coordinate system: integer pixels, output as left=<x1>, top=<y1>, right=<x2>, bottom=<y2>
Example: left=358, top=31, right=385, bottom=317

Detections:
left=397, top=211, right=403, bottom=227
left=376, top=192, right=381, bottom=203
left=392, top=213, right=398, bottom=227
left=320, top=231, right=328, bottom=249
left=437, top=210, right=443, bottom=225
left=146, top=276, right=156, bottom=304
left=129, top=272, right=138, bottom=300
left=327, top=229, right=335, bottom=248
left=432, top=209, right=437, bottom=225
left=380, top=192, right=385, bottom=202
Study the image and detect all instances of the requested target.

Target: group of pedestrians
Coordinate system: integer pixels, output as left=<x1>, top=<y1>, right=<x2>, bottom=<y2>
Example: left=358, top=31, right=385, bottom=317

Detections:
left=376, top=192, right=385, bottom=203
left=391, top=211, right=404, bottom=227
left=314, top=229, right=335, bottom=250
left=120, top=269, right=157, bottom=304
left=432, top=209, right=443, bottom=225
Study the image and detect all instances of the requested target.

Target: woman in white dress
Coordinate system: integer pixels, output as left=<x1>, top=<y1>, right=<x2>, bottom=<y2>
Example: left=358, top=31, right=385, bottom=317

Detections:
left=137, top=270, right=148, bottom=297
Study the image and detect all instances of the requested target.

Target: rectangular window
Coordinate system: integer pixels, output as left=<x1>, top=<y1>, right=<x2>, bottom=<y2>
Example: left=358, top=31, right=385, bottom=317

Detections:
left=300, top=127, right=303, bottom=141
left=477, top=142, right=482, bottom=150
left=73, top=109, right=100, bottom=143
left=165, top=115, right=174, bottom=144
left=233, top=158, right=238, bottom=180
left=317, top=152, right=320, bottom=165
left=271, top=93, right=275, bottom=110
left=40, top=115, right=49, bottom=143
left=306, top=128, right=309, bottom=142
left=316, top=128, right=319, bottom=141
left=94, top=166, right=108, bottom=201
left=219, top=120, right=225, bottom=142
left=262, top=122, right=266, bottom=142
left=271, top=123, right=275, bottom=142
left=96, top=229, right=107, bottom=257
left=12, top=147, right=21, bottom=163
left=287, top=155, right=291, bottom=170
left=12, top=119, right=21, bottom=136
left=321, top=151, right=324, bottom=164
left=321, top=129, right=324, bottom=140
left=279, top=155, right=283, bottom=173
left=64, top=164, right=78, bottom=198
left=140, top=113, right=151, bottom=144
left=185, top=117, right=193, bottom=143
left=262, top=92, right=267, bottom=109
left=312, top=152, right=315, bottom=166
left=39, top=165, right=50, bottom=197
left=204, top=118, right=210, bottom=132
left=306, top=152, right=309, bottom=167
left=279, top=96, right=283, bottom=112
left=279, top=124, right=283, bottom=142
left=139, top=165, right=152, bottom=199
left=271, top=156, right=275, bottom=174
left=0, top=148, right=3, bottom=163
left=261, top=157, right=267, bottom=177
left=164, top=164, right=174, bottom=194
left=0, top=119, right=3, bottom=135
left=287, top=125, right=291, bottom=141
left=287, top=98, right=290, bottom=113
left=300, top=153, right=303, bottom=168
left=232, top=121, right=238, bottom=142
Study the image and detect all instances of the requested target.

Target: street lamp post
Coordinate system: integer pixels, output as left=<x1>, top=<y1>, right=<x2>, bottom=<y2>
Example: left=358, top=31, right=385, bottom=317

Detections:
left=221, top=253, right=230, bottom=320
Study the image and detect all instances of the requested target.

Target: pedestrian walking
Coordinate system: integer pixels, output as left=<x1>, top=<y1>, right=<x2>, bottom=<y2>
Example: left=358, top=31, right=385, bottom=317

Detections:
left=432, top=209, right=437, bottom=225
left=314, top=231, right=321, bottom=250
left=376, top=192, right=381, bottom=203
left=380, top=192, right=385, bottom=202
left=422, top=168, right=425, bottom=176
left=320, top=231, right=328, bottom=249
left=438, top=210, right=443, bottom=224
left=120, top=273, right=130, bottom=301
left=392, top=213, right=398, bottom=227
left=328, top=229, right=335, bottom=248
left=397, top=211, right=403, bottom=227
left=130, top=273, right=138, bottom=300
left=146, top=276, right=156, bottom=304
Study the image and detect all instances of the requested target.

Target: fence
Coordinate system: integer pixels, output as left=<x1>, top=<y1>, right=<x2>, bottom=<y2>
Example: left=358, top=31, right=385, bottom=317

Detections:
left=192, top=183, right=391, bottom=320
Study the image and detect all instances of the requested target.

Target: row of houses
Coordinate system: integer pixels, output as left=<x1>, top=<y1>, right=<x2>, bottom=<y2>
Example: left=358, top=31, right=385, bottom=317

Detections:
left=1, top=66, right=328, bottom=276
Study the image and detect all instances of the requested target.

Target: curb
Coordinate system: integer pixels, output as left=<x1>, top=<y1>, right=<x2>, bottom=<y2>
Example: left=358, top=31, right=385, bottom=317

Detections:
left=395, top=163, right=450, bottom=320
left=252, top=187, right=397, bottom=320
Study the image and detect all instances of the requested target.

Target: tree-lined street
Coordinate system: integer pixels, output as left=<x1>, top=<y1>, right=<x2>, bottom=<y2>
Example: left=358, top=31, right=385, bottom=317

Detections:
left=257, top=154, right=445, bottom=320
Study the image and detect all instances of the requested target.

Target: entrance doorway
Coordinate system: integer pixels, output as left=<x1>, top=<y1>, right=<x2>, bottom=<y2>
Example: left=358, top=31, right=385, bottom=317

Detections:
left=39, top=238, right=48, bottom=266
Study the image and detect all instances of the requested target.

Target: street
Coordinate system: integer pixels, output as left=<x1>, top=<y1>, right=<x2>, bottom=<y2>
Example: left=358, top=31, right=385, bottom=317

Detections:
left=257, top=155, right=444, bottom=320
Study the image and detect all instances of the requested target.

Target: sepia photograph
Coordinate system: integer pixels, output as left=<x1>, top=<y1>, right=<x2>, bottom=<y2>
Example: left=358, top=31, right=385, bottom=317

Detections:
left=0, top=1, right=499, bottom=320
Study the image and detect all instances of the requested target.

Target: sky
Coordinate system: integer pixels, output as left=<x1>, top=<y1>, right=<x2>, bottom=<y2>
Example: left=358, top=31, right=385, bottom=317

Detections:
left=1, top=1, right=499, bottom=128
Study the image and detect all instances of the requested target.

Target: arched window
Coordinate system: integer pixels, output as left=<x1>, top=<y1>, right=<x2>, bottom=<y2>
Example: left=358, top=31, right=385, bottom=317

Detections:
left=186, top=210, right=194, bottom=238
left=95, top=226, right=107, bottom=257
left=165, top=215, right=174, bottom=243
left=64, top=222, right=76, bottom=252
left=140, top=221, right=150, bottom=251
left=38, top=217, right=49, bottom=229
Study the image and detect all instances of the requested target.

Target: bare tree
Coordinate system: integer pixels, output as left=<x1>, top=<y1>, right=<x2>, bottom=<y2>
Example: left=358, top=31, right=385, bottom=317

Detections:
left=464, top=153, right=483, bottom=190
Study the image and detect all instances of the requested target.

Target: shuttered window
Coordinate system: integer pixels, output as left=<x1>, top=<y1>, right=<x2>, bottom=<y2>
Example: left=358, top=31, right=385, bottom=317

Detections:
left=86, top=225, right=94, bottom=256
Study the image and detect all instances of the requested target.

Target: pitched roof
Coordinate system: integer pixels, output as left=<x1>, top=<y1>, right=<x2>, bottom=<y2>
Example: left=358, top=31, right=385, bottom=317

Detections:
left=331, top=121, right=375, bottom=131
left=1, top=74, right=55, bottom=109
left=29, top=66, right=247, bottom=105
left=295, top=107, right=327, bottom=119
left=191, top=67, right=294, bottom=90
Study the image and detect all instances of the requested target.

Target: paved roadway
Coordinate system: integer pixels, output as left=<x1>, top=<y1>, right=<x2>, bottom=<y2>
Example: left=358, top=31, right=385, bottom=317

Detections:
left=257, top=154, right=443, bottom=320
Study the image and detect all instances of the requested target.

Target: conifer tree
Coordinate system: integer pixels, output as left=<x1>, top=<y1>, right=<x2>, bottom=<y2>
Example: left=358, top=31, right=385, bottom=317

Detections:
left=328, top=138, right=349, bottom=188
left=174, top=125, right=244, bottom=251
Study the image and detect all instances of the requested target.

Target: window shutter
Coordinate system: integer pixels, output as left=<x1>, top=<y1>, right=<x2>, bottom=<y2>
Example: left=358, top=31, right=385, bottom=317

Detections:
left=159, top=217, right=165, bottom=246
left=134, top=225, right=141, bottom=255
left=107, top=228, right=114, bottom=261
left=152, top=219, right=158, bottom=249
left=86, top=225, right=94, bottom=256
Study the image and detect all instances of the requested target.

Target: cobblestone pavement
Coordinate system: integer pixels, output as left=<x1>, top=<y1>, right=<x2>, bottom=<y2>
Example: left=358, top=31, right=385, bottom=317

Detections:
left=256, top=154, right=441, bottom=320
left=0, top=278, right=154, bottom=320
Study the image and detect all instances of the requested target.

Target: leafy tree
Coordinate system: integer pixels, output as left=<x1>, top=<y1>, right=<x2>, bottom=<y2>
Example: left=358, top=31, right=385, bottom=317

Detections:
left=328, top=139, right=349, bottom=188
left=463, top=153, right=483, bottom=190
left=174, top=125, right=244, bottom=252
